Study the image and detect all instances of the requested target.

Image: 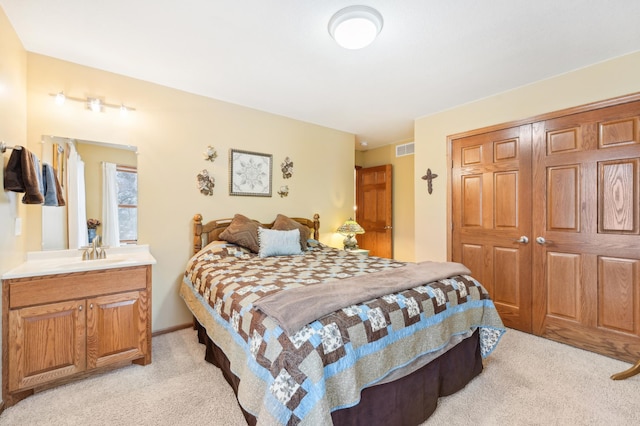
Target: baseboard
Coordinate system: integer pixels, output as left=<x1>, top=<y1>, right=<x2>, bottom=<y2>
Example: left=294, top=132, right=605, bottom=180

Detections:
left=152, top=322, right=193, bottom=337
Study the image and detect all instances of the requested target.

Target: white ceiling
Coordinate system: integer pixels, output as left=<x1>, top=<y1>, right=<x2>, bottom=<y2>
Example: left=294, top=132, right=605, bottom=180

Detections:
left=2, top=1, right=640, bottom=150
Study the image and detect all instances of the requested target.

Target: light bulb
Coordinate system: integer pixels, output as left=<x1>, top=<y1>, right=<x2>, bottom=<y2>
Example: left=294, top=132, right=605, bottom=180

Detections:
left=89, top=98, right=101, bottom=112
left=55, top=91, right=66, bottom=105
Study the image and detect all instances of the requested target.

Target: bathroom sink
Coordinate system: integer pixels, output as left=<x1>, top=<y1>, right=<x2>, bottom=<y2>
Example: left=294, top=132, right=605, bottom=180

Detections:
left=2, top=245, right=156, bottom=279
left=51, top=256, right=137, bottom=272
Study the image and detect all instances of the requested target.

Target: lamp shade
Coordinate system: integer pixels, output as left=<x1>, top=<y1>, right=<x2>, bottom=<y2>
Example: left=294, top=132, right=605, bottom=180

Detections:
left=337, top=218, right=365, bottom=235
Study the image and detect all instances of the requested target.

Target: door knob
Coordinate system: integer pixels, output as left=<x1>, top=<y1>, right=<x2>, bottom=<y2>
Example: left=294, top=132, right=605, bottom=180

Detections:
left=536, top=236, right=551, bottom=245
left=514, top=236, right=529, bottom=244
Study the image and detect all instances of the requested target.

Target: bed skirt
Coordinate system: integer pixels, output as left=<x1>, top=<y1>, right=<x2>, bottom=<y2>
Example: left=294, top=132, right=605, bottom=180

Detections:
left=194, top=319, right=483, bottom=426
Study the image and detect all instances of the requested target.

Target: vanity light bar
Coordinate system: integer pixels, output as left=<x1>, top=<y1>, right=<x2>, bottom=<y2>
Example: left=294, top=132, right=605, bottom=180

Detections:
left=50, top=92, right=136, bottom=113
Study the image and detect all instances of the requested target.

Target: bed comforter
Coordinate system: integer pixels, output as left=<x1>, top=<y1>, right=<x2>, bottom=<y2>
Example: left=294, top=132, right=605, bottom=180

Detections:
left=180, top=241, right=505, bottom=425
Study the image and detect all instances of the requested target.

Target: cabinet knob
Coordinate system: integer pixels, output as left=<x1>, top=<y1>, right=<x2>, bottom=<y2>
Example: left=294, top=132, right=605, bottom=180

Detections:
left=90, top=303, right=94, bottom=309
left=79, top=305, right=83, bottom=312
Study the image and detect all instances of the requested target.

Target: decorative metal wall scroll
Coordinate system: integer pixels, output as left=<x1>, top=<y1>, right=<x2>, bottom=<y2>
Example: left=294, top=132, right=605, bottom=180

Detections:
left=197, top=169, right=215, bottom=196
left=277, top=185, right=289, bottom=197
left=421, top=168, right=438, bottom=194
left=203, top=145, right=217, bottom=162
left=281, top=156, right=293, bottom=179
left=196, top=145, right=217, bottom=196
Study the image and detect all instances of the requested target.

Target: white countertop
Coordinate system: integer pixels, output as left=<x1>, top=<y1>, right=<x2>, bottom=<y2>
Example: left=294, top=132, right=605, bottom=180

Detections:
left=2, top=245, right=157, bottom=279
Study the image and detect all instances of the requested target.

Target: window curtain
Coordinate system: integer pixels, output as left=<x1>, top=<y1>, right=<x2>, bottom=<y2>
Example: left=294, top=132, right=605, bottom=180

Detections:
left=67, top=143, right=88, bottom=249
left=102, top=162, right=120, bottom=247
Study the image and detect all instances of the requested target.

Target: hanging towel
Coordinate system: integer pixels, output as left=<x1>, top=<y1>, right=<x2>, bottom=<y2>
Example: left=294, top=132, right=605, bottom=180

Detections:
left=22, top=150, right=44, bottom=204
left=3, top=146, right=44, bottom=204
left=42, top=163, right=59, bottom=206
left=54, top=166, right=66, bottom=206
left=32, top=152, right=45, bottom=197
left=4, top=146, right=25, bottom=192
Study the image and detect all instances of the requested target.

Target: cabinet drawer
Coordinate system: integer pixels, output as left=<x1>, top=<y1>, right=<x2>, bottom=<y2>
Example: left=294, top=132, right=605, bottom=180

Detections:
left=8, top=266, right=149, bottom=309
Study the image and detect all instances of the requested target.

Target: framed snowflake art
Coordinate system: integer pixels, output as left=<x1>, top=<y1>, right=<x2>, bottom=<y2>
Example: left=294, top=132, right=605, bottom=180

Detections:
left=229, top=149, right=273, bottom=197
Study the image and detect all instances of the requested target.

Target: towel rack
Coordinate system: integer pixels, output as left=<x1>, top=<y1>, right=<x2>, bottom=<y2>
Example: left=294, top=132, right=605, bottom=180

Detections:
left=1, top=141, right=22, bottom=153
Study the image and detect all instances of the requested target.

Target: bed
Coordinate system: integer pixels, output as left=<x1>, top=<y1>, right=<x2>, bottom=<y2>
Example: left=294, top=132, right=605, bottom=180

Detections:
left=180, top=213, right=505, bottom=425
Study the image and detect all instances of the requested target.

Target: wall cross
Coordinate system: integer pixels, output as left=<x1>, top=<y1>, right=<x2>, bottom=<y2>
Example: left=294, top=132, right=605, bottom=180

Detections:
left=421, top=168, right=438, bottom=194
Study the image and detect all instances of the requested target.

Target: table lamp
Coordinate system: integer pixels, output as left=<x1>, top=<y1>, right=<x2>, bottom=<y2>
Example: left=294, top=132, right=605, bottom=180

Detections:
left=337, top=218, right=365, bottom=250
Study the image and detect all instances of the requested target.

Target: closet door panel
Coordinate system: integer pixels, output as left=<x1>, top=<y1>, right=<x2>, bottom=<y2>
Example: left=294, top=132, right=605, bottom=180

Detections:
left=494, top=172, right=518, bottom=228
left=461, top=244, right=485, bottom=286
left=598, top=256, right=639, bottom=334
left=493, top=247, right=520, bottom=307
left=598, top=117, right=638, bottom=148
left=452, top=125, right=532, bottom=331
left=462, top=175, right=483, bottom=227
left=547, top=165, right=580, bottom=232
left=533, top=100, right=640, bottom=363
left=546, top=252, right=581, bottom=321
left=598, top=159, right=639, bottom=234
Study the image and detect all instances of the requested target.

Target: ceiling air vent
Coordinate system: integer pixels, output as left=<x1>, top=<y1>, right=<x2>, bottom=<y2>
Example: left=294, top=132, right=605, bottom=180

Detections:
left=396, top=142, right=414, bottom=157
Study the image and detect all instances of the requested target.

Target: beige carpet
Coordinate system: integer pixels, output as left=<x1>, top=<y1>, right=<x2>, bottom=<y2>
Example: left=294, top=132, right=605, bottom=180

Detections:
left=1, top=328, right=638, bottom=425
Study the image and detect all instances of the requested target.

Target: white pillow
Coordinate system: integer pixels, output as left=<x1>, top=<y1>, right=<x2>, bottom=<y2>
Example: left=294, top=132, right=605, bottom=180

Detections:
left=258, top=228, right=302, bottom=258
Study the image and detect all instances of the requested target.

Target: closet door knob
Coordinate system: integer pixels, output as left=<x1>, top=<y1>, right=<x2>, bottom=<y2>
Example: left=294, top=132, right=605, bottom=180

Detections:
left=536, top=236, right=551, bottom=245
left=514, top=236, right=529, bottom=244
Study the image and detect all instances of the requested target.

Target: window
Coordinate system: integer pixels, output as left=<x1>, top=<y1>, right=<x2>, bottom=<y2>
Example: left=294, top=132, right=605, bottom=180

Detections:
left=116, top=165, right=138, bottom=244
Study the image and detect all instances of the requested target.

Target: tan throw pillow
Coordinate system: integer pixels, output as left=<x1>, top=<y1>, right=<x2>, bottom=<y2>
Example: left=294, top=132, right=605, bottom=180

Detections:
left=272, top=214, right=310, bottom=250
left=218, top=214, right=261, bottom=253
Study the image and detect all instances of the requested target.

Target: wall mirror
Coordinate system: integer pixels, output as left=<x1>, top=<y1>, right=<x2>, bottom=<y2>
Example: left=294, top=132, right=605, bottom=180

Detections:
left=41, top=136, right=138, bottom=250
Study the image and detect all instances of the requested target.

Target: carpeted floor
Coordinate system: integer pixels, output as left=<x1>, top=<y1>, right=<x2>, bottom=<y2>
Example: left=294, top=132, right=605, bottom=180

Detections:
left=0, top=327, right=638, bottom=425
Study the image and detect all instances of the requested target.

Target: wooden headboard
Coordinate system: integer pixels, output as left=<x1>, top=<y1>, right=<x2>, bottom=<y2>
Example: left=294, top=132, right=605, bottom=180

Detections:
left=193, top=213, right=320, bottom=254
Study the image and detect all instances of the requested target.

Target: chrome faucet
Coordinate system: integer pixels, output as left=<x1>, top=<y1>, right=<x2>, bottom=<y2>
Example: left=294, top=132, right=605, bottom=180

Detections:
left=92, top=236, right=100, bottom=259
left=80, top=236, right=108, bottom=260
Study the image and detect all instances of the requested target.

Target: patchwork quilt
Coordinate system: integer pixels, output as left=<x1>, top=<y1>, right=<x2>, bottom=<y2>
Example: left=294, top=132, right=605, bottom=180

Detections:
left=180, top=241, right=505, bottom=425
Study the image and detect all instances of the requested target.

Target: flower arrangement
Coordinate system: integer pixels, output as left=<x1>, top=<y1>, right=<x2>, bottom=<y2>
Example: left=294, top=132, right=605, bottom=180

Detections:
left=87, top=218, right=101, bottom=229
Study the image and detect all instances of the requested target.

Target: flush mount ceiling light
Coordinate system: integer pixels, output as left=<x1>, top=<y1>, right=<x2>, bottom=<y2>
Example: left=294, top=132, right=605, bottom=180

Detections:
left=328, top=5, right=383, bottom=50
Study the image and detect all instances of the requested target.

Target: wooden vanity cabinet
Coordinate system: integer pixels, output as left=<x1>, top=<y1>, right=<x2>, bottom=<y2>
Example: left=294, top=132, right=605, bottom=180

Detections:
left=2, top=265, right=152, bottom=407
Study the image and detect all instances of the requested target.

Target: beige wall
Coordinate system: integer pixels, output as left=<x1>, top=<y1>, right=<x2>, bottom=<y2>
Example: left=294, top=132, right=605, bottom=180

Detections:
left=0, top=3, right=27, bottom=271
left=0, top=6, right=28, bottom=407
left=21, top=54, right=355, bottom=332
left=414, top=51, right=640, bottom=262
left=356, top=142, right=415, bottom=262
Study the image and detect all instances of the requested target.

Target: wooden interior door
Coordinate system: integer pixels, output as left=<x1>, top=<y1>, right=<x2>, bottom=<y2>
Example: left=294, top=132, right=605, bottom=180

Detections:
left=356, top=165, right=393, bottom=258
left=451, top=125, right=533, bottom=331
left=532, top=101, right=640, bottom=363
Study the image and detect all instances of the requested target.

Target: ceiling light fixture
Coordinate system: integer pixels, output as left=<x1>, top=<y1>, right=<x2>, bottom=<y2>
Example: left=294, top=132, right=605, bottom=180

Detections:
left=89, top=98, right=102, bottom=113
left=49, top=92, right=136, bottom=114
left=55, top=91, right=66, bottom=105
left=328, top=5, right=383, bottom=50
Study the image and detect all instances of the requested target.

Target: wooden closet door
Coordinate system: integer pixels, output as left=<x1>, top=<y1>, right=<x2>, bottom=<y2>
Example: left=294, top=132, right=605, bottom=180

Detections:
left=532, top=101, right=640, bottom=363
left=452, top=125, right=533, bottom=331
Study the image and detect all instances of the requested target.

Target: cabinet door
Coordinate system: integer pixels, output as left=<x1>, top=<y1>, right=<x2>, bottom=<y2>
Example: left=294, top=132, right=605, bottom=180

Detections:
left=452, top=125, right=533, bottom=331
left=86, top=290, right=148, bottom=369
left=9, top=300, right=86, bottom=391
